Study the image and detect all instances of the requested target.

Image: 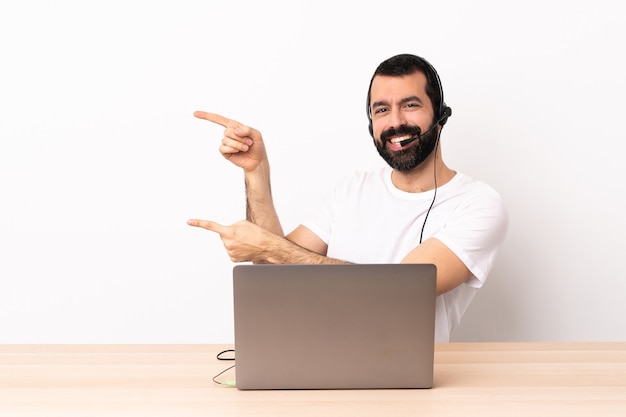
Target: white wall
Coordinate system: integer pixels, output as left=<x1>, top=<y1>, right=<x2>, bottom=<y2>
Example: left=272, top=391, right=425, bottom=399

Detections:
left=1, top=0, right=624, bottom=343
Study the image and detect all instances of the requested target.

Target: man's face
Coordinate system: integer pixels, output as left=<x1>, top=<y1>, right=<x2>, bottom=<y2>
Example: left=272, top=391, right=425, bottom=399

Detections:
left=369, top=72, right=438, bottom=171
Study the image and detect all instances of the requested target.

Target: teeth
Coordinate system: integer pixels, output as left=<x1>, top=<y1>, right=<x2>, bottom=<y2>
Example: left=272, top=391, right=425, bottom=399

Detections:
left=390, top=135, right=412, bottom=144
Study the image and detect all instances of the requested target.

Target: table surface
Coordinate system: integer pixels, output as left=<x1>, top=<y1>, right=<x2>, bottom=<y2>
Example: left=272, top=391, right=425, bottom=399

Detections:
left=2, top=342, right=626, bottom=416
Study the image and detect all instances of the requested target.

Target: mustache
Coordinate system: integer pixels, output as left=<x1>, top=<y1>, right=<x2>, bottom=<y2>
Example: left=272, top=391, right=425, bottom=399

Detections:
left=380, top=125, right=423, bottom=143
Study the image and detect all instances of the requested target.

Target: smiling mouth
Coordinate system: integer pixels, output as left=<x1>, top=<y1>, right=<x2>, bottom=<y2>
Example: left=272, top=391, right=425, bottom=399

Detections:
left=388, top=135, right=418, bottom=147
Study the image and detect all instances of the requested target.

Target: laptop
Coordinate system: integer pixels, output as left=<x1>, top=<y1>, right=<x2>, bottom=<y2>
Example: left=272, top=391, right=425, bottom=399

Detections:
left=232, top=263, right=437, bottom=390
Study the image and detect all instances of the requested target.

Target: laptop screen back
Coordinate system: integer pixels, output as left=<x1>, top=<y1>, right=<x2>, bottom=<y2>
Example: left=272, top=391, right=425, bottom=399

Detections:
left=233, top=263, right=437, bottom=390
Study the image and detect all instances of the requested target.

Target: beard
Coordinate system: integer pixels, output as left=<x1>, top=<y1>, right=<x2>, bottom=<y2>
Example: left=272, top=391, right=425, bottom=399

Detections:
left=374, top=124, right=439, bottom=172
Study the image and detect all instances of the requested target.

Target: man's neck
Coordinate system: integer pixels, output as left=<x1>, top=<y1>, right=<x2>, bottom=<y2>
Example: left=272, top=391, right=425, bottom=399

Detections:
left=391, top=161, right=456, bottom=193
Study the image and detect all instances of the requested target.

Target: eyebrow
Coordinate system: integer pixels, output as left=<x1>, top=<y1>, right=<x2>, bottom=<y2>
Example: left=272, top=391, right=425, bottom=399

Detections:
left=371, top=95, right=424, bottom=110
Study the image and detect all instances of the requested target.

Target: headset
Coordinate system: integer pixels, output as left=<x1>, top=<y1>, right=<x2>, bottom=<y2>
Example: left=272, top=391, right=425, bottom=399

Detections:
left=366, top=54, right=452, bottom=137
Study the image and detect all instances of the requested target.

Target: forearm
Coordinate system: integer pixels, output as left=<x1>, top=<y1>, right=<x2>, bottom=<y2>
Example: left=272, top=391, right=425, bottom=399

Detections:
left=188, top=217, right=347, bottom=265
left=244, top=161, right=284, bottom=236
left=261, top=234, right=350, bottom=265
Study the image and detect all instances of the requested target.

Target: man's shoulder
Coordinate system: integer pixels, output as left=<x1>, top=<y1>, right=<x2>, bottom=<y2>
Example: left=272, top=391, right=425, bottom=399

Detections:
left=451, top=172, right=502, bottom=199
left=449, top=173, right=508, bottom=226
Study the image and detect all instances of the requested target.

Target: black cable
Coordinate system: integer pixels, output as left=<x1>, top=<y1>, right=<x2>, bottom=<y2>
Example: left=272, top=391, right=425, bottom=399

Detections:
left=213, top=349, right=236, bottom=386
left=419, top=133, right=441, bottom=244
left=216, top=349, right=235, bottom=361
left=212, top=364, right=236, bottom=386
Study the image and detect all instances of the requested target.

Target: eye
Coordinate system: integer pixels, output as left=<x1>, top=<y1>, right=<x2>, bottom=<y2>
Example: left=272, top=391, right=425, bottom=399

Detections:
left=403, top=102, right=421, bottom=110
left=373, top=107, right=388, bottom=115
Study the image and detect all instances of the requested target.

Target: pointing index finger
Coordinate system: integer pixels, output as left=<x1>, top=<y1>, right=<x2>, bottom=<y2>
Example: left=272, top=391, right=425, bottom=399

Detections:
left=187, top=218, right=228, bottom=234
left=193, top=111, right=242, bottom=128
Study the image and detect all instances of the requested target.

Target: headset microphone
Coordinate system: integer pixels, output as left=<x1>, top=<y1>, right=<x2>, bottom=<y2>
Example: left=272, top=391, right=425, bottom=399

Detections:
left=397, top=107, right=452, bottom=147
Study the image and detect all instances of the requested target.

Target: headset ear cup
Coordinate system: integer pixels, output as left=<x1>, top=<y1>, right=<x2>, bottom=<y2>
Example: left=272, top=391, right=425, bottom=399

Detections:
left=439, top=106, right=452, bottom=126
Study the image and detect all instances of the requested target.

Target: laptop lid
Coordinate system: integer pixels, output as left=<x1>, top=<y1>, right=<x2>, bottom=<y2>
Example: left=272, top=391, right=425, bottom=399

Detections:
left=232, top=263, right=437, bottom=390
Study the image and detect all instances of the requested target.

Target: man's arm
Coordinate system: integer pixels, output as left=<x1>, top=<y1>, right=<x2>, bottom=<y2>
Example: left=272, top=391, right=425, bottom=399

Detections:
left=244, top=159, right=283, bottom=236
left=187, top=216, right=472, bottom=294
left=186, top=219, right=348, bottom=264
left=193, top=111, right=284, bottom=236
left=400, top=237, right=471, bottom=296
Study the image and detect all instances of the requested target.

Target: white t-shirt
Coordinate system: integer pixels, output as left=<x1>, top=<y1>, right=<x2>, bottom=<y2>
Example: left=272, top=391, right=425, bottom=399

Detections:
left=302, top=167, right=508, bottom=342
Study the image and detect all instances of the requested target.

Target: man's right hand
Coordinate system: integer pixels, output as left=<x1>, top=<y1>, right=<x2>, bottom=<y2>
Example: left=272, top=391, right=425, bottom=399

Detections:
left=193, top=111, right=267, bottom=173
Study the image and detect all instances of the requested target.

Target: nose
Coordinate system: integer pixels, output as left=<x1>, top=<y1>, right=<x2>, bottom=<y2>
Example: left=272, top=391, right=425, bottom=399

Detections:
left=388, top=107, right=407, bottom=129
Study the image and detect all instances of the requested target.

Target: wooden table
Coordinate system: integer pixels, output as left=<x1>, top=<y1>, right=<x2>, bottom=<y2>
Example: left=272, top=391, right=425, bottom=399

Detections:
left=1, top=342, right=625, bottom=416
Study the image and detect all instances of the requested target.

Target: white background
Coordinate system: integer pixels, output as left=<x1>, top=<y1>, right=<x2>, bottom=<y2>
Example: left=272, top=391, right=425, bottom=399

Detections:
left=1, top=0, right=624, bottom=343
